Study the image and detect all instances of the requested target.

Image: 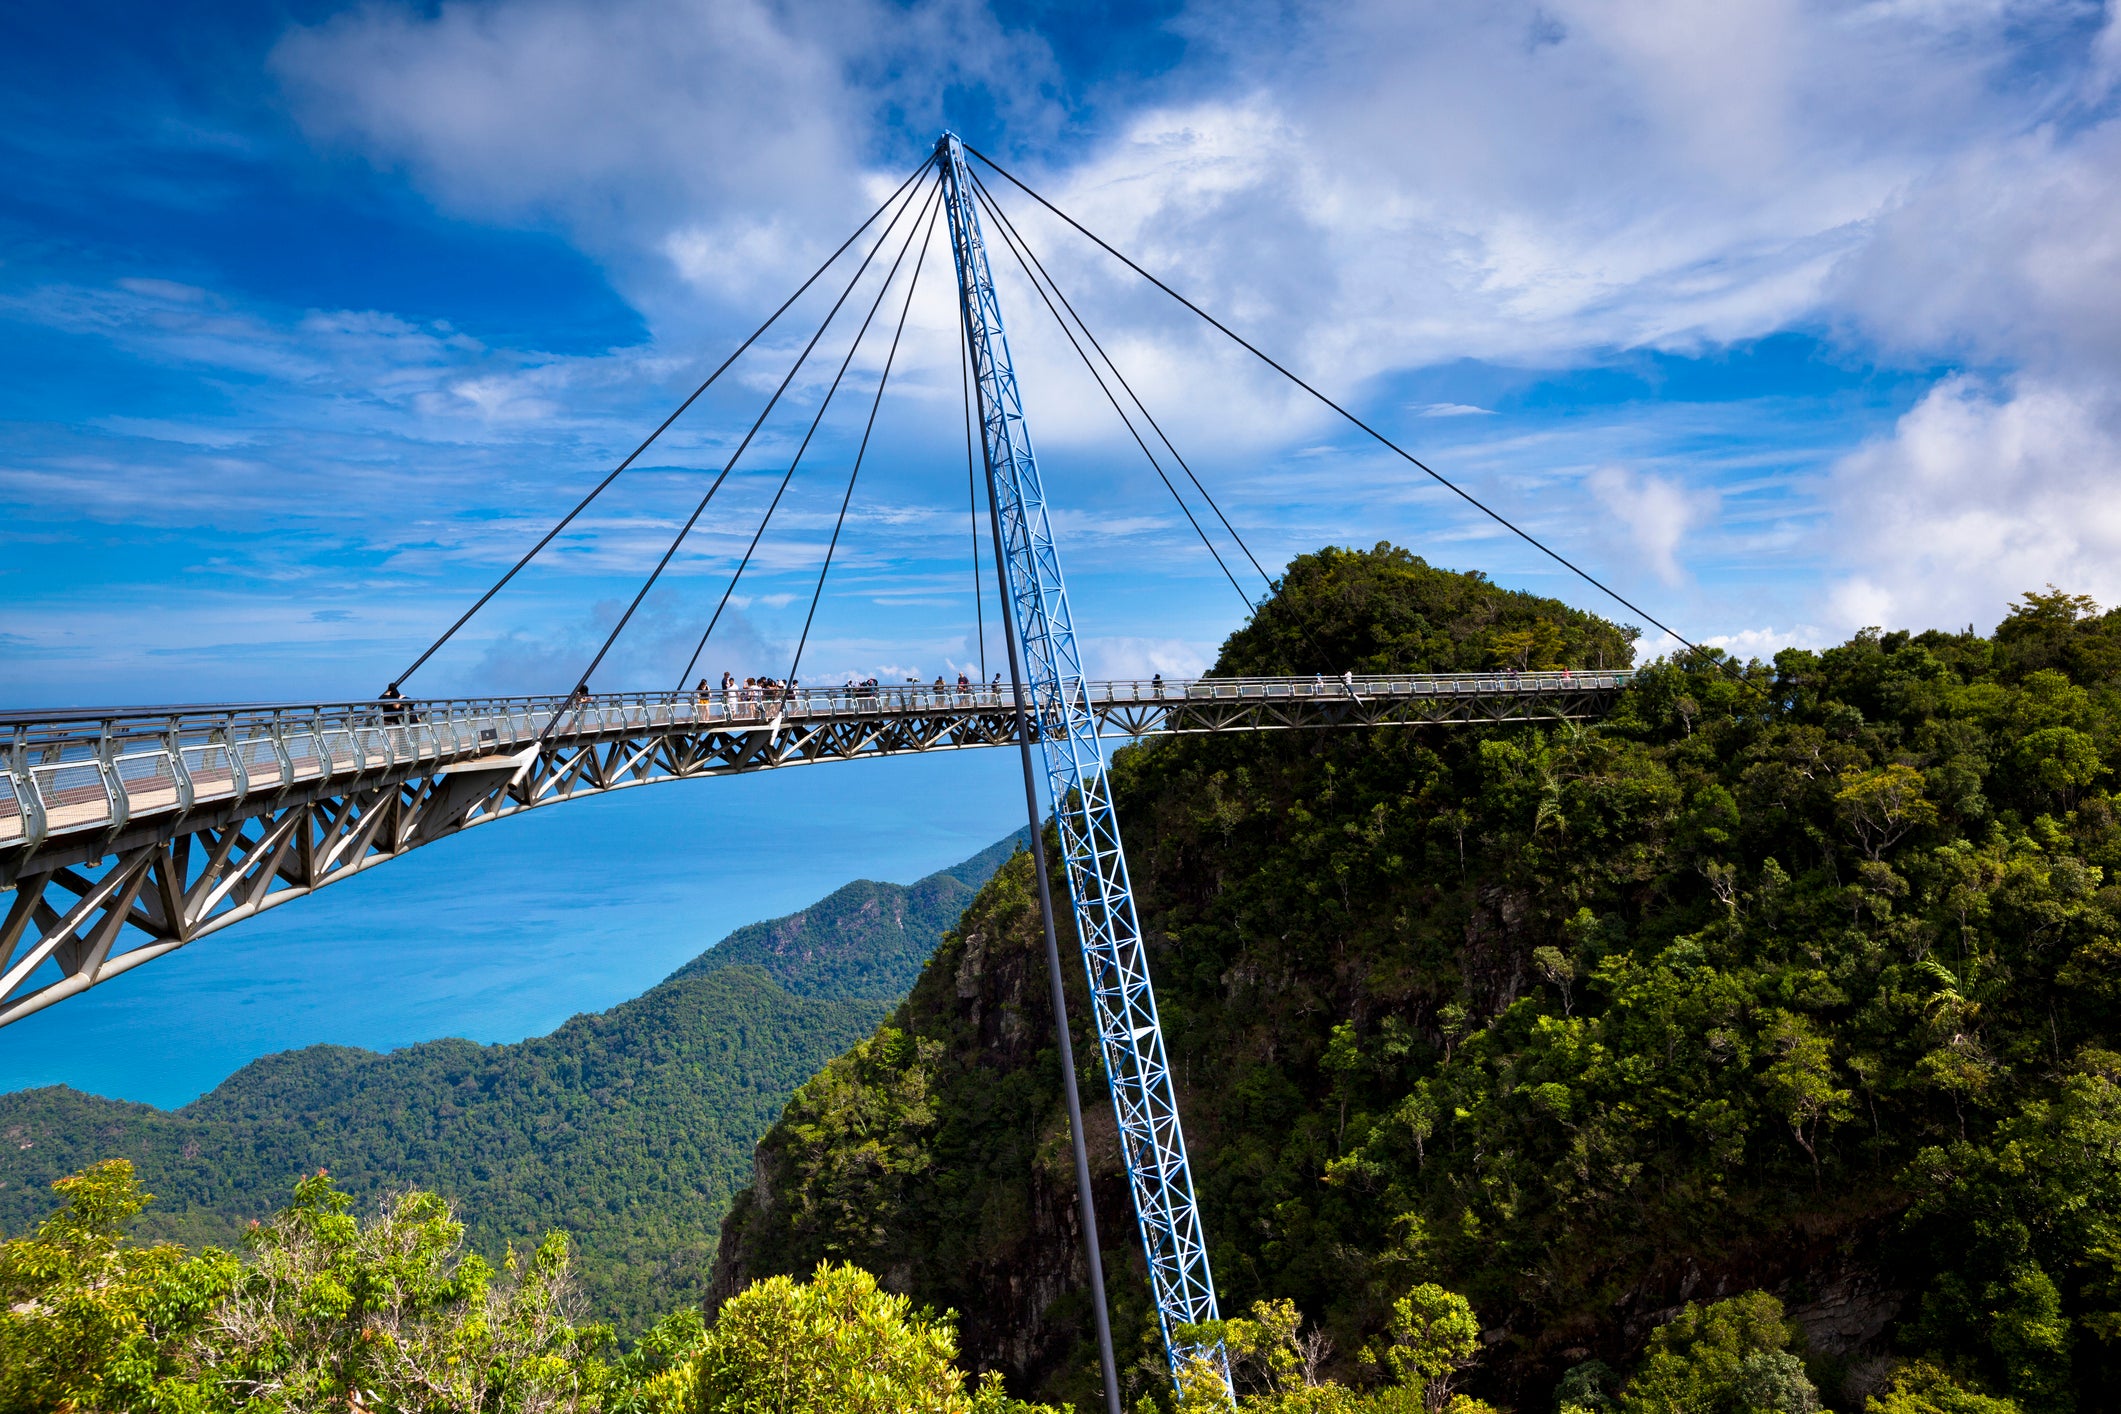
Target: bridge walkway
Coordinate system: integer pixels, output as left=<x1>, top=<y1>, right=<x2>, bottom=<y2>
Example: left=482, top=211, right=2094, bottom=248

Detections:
left=0, top=671, right=1629, bottom=1027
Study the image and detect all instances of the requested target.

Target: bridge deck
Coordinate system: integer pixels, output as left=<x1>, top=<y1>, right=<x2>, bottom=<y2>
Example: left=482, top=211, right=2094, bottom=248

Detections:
left=2, top=673, right=1626, bottom=858
left=0, top=671, right=1629, bottom=1026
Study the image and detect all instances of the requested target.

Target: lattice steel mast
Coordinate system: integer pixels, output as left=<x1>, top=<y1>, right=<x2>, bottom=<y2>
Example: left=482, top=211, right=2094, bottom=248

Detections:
left=937, top=132, right=1221, bottom=1373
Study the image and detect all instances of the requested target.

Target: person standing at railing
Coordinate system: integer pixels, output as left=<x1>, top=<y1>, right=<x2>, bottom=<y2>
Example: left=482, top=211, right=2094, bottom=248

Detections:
left=1341, top=669, right=1356, bottom=697
left=377, top=682, right=407, bottom=725
left=1152, top=673, right=1164, bottom=699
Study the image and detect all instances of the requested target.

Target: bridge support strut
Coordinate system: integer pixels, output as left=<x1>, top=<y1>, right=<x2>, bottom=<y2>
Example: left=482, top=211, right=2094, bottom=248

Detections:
left=939, top=132, right=1223, bottom=1389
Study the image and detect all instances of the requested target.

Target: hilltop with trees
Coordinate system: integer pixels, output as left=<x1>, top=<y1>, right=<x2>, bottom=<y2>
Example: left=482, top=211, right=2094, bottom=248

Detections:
left=714, top=546, right=2121, bottom=1412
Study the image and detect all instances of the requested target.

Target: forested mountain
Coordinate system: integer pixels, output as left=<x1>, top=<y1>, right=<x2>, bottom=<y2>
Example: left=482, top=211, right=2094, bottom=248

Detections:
left=0, top=828, right=1024, bottom=1331
left=714, top=544, right=2121, bottom=1413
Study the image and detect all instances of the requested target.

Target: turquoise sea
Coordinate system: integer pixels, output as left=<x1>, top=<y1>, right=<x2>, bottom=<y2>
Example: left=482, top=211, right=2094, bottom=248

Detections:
left=0, top=750, right=1026, bottom=1107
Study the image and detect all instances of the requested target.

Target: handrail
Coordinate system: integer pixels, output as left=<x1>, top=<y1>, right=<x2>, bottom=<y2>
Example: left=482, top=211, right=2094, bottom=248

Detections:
left=0, top=670, right=1633, bottom=735
left=0, top=672, right=1634, bottom=852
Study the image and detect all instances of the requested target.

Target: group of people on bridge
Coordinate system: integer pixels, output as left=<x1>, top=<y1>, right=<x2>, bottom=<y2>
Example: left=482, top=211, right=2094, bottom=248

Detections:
left=687, top=670, right=1014, bottom=721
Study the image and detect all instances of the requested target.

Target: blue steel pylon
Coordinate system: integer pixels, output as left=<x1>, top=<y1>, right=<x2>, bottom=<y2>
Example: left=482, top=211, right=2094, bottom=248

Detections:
left=936, top=132, right=1222, bottom=1377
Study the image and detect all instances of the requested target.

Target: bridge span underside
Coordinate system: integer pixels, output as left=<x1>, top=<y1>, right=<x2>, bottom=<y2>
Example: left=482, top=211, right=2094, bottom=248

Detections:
left=0, top=671, right=1627, bottom=1028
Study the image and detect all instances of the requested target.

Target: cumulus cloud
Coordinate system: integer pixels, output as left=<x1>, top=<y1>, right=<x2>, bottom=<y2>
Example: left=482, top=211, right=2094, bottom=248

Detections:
left=270, top=0, right=1052, bottom=307
left=180, top=0, right=2121, bottom=653
left=1827, top=373, right=2121, bottom=633
left=1019, top=0, right=2070, bottom=381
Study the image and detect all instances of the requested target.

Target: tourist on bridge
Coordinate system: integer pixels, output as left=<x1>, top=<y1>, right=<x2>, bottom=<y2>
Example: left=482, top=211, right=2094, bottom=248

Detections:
left=1152, top=673, right=1164, bottom=698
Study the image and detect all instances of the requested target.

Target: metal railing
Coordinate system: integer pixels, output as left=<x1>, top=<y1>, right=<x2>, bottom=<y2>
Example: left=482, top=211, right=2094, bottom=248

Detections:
left=1, top=670, right=1632, bottom=853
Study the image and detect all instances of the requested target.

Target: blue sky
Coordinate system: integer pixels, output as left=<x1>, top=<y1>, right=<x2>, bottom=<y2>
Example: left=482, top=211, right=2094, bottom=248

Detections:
left=6, top=0, right=2120, bottom=1101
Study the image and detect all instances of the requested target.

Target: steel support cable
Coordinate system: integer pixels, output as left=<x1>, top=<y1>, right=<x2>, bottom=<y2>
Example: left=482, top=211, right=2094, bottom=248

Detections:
left=964, top=144, right=1729, bottom=672
left=673, top=175, right=949, bottom=693
left=546, top=169, right=942, bottom=735
left=389, top=155, right=936, bottom=692
left=972, top=173, right=1340, bottom=673
left=970, top=184, right=1259, bottom=616
left=961, top=309, right=988, bottom=681
left=968, top=167, right=1280, bottom=595
left=786, top=195, right=943, bottom=689
left=956, top=287, right=1126, bottom=1414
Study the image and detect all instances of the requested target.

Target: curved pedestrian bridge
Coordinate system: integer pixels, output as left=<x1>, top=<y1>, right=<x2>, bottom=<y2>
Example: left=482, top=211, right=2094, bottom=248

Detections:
left=0, top=671, right=1629, bottom=1027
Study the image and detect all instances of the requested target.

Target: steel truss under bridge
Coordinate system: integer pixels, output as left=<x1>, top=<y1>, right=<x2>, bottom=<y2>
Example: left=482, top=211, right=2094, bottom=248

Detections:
left=0, top=671, right=1627, bottom=1030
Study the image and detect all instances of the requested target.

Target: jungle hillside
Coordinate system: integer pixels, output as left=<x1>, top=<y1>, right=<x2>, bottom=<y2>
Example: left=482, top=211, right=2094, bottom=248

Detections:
left=713, top=544, right=2121, bottom=1414
left=0, top=829, right=1024, bottom=1331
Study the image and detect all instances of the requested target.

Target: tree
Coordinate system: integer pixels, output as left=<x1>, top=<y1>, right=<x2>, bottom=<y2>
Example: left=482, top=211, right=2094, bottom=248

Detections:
left=1555, top=1359, right=1617, bottom=1412
left=2010, top=727, right=2103, bottom=811
left=1760, top=1011, right=1852, bottom=1178
left=1865, top=1362, right=2023, bottom=1414
left=1731, top=1351, right=1818, bottom=1412
left=1533, top=946, right=1577, bottom=1017
left=1836, top=764, right=1938, bottom=859
left=695, top=1261, right=1062, bottom=1414
left=1617, top=1291, right=1812, bottom=1414
left=0, top=1159, right=232, bottom=1412
left=208, top=1170, right=608, bottom=1413
left=1383, top=1285, right=1481, bottom=1414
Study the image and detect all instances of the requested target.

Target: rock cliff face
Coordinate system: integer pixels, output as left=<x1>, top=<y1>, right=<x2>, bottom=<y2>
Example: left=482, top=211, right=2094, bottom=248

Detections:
left=710, top=848, right=1142, bottom=1392
left=712, top=547, right=1654, bottom=1407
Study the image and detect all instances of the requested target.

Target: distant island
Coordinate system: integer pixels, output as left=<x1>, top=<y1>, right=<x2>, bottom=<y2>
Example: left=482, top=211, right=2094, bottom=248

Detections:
left=0, top=829, right=1026, bottom=1331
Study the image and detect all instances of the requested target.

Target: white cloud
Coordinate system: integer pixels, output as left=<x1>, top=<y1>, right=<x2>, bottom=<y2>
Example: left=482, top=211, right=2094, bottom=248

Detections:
left=1826, top=373, right=2121, bottom=633
left=270, top=0, right=1053, bottom=311
left=1637, top=623, right=1829, bottom=664
left=1080, top=635, right=1214, bottom=681
left=1587, top=464, right=1719, bottom=585
left=271, top=0, right=854, bottom=233
left=1835, top=117, right=2121, bottom=373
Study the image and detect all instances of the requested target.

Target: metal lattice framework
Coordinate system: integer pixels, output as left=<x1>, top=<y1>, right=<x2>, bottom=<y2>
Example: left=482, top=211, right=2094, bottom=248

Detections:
left=0, top=673, right=1628, bottom=1031
left=940, top=131, right=1223, bottom=1367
